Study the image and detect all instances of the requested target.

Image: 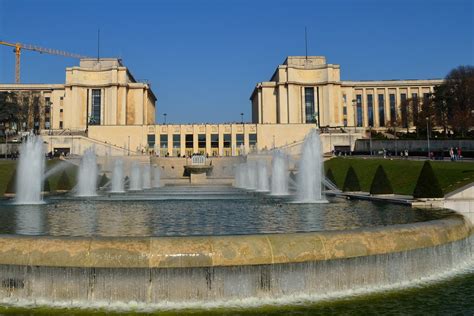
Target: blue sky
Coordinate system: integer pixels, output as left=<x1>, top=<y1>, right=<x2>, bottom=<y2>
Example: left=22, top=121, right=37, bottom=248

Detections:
left=0, top=0, right=472, bottom=124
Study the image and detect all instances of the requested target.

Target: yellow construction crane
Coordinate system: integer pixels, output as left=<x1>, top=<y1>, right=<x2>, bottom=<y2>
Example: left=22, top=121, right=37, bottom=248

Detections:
left=0, top=40, right=89, bottom=83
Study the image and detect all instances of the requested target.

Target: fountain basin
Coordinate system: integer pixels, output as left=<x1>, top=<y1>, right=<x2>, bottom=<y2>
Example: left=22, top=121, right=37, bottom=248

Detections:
left=0, top=214, right=472, bottom=308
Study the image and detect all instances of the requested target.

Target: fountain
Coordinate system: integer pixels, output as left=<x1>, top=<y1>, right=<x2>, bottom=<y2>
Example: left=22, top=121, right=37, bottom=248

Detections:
left=271, top=150, right=289, bottom=195
left=15, top=136, right=45, bottom=204
left=142, top=164, right=151, bottom=189
left=246, top=160, right=257, bottom=190
left=256, top=159, right=270, bottom=192
left=153, top=166, right=162, bottom=188
left=233, top=163, right=244, bottom=188
left=129, top=162, right=142, bottom=191
left=1, top=132, right=473, bottom=313
left=296, top=129, right=326, bottom=203
left=110, top=159, right=125, bottom=193
left=75, top=147, right=98, bottom=197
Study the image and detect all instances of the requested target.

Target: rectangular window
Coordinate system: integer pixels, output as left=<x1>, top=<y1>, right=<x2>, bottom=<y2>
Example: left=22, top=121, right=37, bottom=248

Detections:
left=412, top=93, right=419, bottom=125
left=304, top=87, right=315, bottom=123
left=159, top=135, right=167, bottom=148
left=185, top=134, right=193, bottom=149
left=367, top=94, right=374, bottom=127
left=173, top=134, right=180, bottom=148
left=211, top=134, right=219, bottom=148
left=223, top=134, right=231, bottom=148
left=198, top=134, right=206, bottom=149
left=343, top=106, right=347, bottom=115
left=148, top=134, right=156, bottom=148
left=236, top=134, right=244, bottom=146
left=356, top=94, right=363, bottom=127
left=378, top=94, right=385, bottom=127
left=389, top=94, right=396, bottom=123
left=249, top=134, right=257, bottom=148
left=400, top=93, right=408, bottom=128
left=44, top=97, right=51, bottom=128
left=59, top=121, right=63, bottom=129
left=91, top=89, right=101, bottom=125
left=423, top=93, right=430, bottom=100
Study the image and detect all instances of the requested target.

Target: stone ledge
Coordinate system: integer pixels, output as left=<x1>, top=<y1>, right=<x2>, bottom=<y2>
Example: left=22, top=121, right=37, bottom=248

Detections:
left=0, top=214, right=471, bottom=269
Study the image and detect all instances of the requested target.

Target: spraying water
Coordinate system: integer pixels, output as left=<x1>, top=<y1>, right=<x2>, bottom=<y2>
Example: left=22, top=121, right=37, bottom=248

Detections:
left=129, top=162, right=142, bottom=191
left=257, top=160, right=270, bottom=192
left=76, top=147, right=98, bottom=197
left=271, top=150, right=289, bottom=195
left=15, top=136, right=45, bottom=204
left=296, top=129, right=326, bottom=203
left=153, top=166, right=162, bottom=188
left=110, top=159, right=125, bottom=193
left=233, top=164, right=244, bottom=188
left=143, top=164, right=151, bottom=189
left=246, top=161, right=257, bottom=190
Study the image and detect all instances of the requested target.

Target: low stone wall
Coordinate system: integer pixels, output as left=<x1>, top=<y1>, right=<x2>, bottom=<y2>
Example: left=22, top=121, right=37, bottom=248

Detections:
left=0, top=215, right=471, bottom=307
left=0, top=214, right=470, bottom=269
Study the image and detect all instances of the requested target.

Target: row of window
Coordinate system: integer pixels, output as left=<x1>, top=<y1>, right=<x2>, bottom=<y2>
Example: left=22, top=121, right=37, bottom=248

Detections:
left=147, top=134, right=257, bottom=150
left=355, top=92, right=430, bottom=127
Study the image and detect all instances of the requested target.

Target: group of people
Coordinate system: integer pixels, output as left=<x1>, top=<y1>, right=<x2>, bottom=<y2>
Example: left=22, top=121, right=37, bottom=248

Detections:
left=449, top=147, right=462, bottom=161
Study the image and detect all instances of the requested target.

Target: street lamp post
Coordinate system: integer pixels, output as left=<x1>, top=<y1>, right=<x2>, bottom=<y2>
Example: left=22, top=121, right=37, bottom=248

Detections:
left=4, top=130, right=7, bottom=159
left=163, top=113, right=167, bottom=125
left=369, top=126, right=372, bottom=156
left=49, top=102, right=53, bottom=155
left=426, top=117, right=430, bottom=159
left=240, top=112, right=244, bottom=124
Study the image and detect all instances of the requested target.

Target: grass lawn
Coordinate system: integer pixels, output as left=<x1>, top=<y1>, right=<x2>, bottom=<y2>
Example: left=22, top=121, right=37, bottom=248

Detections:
left=325, top=157, right=474, bottom=196
left=0, top=159, right=77, bottom=196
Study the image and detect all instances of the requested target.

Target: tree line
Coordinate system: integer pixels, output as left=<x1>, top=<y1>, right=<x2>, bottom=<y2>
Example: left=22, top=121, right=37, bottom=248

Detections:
left=388, top=65, right=474, bottom=138
left=0, top=91, right=44, bottom=137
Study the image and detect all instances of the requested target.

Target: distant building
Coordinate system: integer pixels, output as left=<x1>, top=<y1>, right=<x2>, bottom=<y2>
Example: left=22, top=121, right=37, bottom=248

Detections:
left=250, top=56, right=442, bottom=129
left=0, top=58, right=156, bottom=132
left=1, top=56, right=442, bottom=157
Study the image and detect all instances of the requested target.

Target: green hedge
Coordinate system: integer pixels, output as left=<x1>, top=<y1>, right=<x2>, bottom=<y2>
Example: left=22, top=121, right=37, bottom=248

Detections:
left=98, top=173, right=109, bottom=188
left=56, top=171, right=72, bottom=191
left=370, top=165, right=393, bottom=195
left=413, top=161, right=443, bottom=198
left=343, top=166, right=361, bottom=192
left=325, top=168, right=336, bottom=184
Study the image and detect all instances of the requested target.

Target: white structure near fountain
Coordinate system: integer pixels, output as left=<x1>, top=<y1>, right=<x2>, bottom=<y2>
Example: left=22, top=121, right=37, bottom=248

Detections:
left=153, top=166, right=162, bottom=188
left=142, top=164, right=151, bottom=189
left=76, top=147, right=98, bottom=196
left=257, top=160, right=270, bottom=192
left=15, top=136, right=45, bottom=204
left=110, top=159, right=125, bottom=193
left=271, top=150, right=289, bottom=196
left=129, top=162, right=142, bottom=191
left=296, top=129, right=326, bottom=203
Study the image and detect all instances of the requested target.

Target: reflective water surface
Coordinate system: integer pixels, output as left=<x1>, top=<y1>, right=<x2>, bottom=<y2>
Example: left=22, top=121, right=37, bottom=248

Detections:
left=0, top=186, right=452, bottom=237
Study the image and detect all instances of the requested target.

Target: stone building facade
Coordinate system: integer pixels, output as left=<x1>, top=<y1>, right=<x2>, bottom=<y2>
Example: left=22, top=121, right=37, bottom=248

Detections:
left=0, top=58, right=156, bottom=132
left=250, top=56, right=443, bottom=129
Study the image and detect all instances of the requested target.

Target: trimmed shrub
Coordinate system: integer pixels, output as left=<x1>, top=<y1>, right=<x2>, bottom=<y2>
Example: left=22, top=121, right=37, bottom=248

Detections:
left=5, top=171, right=16, bottom=194
left=413, top=161, right=443, bottom=198
left=325, top=168, right=337, bottom=188
left=342, top=166, right=361, bottom=192
left=43, top=179, right=51, bottom=192
left=56, top=171, right=72, bottom=191
left=98, top=173, right=109, bottom=188
left=370, top=165, right=393, bottom=195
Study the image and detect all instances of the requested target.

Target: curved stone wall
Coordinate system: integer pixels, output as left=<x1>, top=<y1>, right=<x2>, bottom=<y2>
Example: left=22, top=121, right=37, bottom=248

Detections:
left=0, top=214, right=471, bottom=269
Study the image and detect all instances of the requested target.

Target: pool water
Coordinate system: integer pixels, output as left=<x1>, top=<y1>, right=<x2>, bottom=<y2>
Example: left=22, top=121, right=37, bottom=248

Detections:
left=0, top=186, right=453, bottom=237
